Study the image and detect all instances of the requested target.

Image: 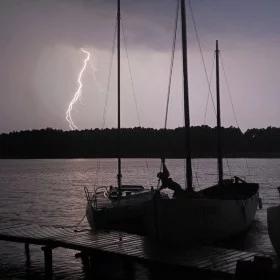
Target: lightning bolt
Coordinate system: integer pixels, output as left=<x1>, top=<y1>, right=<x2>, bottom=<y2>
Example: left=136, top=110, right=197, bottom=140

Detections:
left=66, top=48, right=91, bottom=130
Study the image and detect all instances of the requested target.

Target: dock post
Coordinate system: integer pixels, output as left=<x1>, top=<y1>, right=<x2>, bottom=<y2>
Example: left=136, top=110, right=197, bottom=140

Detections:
left=24, top=243, right=30, bottom=266
left=123, top=259, right=135, bottom=280
left=75, top=251, right=90, bottom=274
left=42, top=246, right=53, bottom=279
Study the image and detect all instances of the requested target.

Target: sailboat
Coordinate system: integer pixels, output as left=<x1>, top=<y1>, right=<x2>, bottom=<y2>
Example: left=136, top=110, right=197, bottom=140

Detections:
left=85, top=0, right=157, bottom=233
left=141, top=0, right=260, bottom=244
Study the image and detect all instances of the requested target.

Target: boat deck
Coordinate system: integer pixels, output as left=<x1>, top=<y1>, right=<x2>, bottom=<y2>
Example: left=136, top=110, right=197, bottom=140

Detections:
left=0, top=223, right=274, bottom=279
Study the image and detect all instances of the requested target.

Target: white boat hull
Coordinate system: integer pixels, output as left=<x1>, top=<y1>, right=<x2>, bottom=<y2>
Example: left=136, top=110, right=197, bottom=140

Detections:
left=86, top=190, right=155, bottom=233
left=267, top=205, right=280, bottom=256
left=144, top=191, right=259, bottom=244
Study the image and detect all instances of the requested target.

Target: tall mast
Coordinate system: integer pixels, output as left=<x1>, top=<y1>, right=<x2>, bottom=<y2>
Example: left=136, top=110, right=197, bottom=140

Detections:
left=181, top=0, right=193, bottom=191
left=215, top=40, right=223, bottom=184
left=117, top=0, right=122, bottom=191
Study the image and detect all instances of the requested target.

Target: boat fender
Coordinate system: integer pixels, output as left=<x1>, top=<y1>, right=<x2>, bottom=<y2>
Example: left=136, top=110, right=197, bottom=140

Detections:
left=258, top=197, right=263, bottom=209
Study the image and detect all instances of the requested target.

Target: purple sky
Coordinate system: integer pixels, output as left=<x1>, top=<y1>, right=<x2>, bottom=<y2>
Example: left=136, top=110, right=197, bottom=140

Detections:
left=0, top=0, right=279, bottom=132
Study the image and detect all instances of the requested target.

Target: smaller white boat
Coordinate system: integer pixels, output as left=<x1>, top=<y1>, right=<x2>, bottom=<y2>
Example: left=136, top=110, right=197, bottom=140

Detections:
left=85, top=0, right=157, bottom=233
left=267, top=187, right=280, bottom=256
left=85, top=185, right=157, bottom=233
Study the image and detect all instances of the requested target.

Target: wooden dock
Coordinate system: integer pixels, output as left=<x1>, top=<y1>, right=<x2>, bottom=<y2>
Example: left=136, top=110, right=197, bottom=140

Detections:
left=0, top=224, right=275, bottom=279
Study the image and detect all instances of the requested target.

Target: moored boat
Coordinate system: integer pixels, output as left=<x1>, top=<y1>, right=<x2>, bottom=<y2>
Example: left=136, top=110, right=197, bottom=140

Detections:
left=141, top=0, right=260, bottom=244
left=85, top=185, right=156, bottom=233
left=85, top=0, right=155, bottom=233
left=144, top=178, right=259, bottom=244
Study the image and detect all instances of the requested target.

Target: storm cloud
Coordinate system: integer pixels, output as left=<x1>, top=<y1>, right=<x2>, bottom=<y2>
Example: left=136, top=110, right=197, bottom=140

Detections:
left=0, top=0, right=280, bottom=132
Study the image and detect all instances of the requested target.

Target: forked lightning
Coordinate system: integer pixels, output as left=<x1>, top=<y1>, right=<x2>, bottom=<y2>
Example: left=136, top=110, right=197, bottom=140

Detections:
left=66, top=48, right=91, bottom=130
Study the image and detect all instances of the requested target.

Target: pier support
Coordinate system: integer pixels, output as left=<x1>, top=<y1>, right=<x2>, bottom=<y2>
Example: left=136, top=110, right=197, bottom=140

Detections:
left=24, top=243, right=30, bottom=266
left=235, top=256, right=274, bottom=280
left=41, top=246, right=53, bottom=279
left=75, top=251, right=91, bottom=275
left=123, top=259, right=135, bottom=280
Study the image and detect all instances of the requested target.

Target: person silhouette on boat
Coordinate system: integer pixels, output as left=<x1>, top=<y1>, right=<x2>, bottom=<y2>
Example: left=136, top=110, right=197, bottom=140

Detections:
left=157, top=159, right=184, bottom=198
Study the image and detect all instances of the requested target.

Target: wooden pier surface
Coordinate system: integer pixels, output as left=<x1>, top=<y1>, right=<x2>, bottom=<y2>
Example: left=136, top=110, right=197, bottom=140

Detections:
left=0, top=224, right=271, bottom=279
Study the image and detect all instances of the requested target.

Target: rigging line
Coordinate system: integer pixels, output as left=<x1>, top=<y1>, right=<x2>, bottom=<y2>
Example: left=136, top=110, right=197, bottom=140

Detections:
left=94, top=160, right=101, bottom=187
left=220, top=53, right=250, bottom=177
left=164, top=0, right=179, bottom=129
left=220, top=53, right=240, bottom=128
left=121, top=18, right=141, bottom=127
left=244, top=159, right=250, bottom=178
left=158, top=0, right=179, bottom=179
left=189, top=0, right=217, bottom=188
left=121, top=16, right=152, bottom=183
left=225, top=158, right=232, bottom=177
left=102, top=17, right=118, bottom=129
left=188, top=0, right=216, bottom=116
left=203, top=54, right=215, bottom=124
left=189, top=4, right=238, bottom=182
left=95, top=16, right=118, bottom=188
left=73, top=213, right=87, bottom=229
left=194, top=171, right=200, bottom=188
left=220, top=54, right=234, bottom=179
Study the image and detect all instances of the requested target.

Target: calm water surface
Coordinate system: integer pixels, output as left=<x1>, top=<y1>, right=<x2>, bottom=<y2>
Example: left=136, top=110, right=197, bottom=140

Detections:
left=0, top=158, right=280, bottom=279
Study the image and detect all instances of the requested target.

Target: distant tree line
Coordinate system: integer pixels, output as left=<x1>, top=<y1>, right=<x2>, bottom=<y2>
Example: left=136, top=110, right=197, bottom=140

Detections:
left=0, top=126, right=280, bottom=158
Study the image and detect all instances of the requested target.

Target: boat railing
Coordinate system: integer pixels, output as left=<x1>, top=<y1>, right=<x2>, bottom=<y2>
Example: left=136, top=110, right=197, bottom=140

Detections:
left=84, top=186, right=91, bottom=202
left=84, top=185, right=152, bottom=210
left=84, top=186, right=110, bottom=209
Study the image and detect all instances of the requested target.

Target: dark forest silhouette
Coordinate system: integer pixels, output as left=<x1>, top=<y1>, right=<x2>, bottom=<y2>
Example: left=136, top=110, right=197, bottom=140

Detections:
left=0, top=126, right=280, bottom=158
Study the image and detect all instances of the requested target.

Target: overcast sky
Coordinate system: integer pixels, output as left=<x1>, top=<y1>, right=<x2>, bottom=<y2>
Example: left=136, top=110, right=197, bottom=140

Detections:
left=0, top=0, right=279, bottom=133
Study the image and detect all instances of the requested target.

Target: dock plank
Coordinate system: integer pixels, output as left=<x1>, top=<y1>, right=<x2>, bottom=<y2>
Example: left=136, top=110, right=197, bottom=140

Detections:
left=0, top=224, right=268, bottom=278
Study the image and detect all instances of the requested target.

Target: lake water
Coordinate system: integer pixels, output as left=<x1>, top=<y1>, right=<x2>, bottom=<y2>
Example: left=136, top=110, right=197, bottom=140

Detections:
left=0, top=158, right=280, bottom=279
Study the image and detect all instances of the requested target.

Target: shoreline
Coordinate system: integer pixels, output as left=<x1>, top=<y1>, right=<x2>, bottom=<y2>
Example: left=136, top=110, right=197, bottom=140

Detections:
left=1, top=156, right=280, bottom=159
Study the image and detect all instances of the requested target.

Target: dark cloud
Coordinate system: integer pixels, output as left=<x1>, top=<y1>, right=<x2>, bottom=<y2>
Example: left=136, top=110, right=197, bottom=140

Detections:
left=0, top=0, right=179, bottom=52
left=0, top=0, right=280, bottom=132
left=1, top=0, right=280, bottom=52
